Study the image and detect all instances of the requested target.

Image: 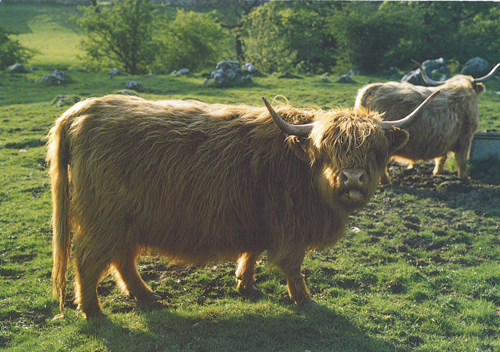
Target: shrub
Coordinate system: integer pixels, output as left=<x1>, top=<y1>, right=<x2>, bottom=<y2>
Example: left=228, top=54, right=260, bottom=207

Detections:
left=152, top=10, right=231, bottom=74
left=0, top=26, right=34, bottom=70
left=74, top=0, right=157, bottom=75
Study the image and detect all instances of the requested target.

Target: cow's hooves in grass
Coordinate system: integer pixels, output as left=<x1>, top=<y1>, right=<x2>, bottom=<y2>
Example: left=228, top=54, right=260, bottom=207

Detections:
left=144, top=293, right=161, bottom=302
left=239, top=285, right=262, bottom=297
left=85, top=311, right=107, bottom=320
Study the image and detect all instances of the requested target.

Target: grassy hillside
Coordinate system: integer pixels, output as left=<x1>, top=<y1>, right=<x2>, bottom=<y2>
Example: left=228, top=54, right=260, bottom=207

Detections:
left=0, top=4, right=85, bottom=68
left=1, top=4, right=500, bottom=352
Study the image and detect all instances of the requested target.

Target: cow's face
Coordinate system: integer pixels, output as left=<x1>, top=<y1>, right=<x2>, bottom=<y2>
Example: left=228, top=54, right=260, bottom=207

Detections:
left=290, top=111, right=409, bottom=210
left=262, top=92, right=437, bottom=211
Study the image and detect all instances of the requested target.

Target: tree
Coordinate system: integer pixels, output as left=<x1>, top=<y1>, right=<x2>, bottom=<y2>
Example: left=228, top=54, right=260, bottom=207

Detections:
left=74, top=0, right=156, bottom=75
left=378, top=1, right=498, bottom=69
left=329, top=2, right=406, bottom=74
left=187, top=0, right=262, bottom=62
left=241, top=2, right=339, bottom=74
left=241, top=2, right=296, bottom=73
left=152, top=10, right=231, bottom=73
left=0, top=26, right=34, bottom=70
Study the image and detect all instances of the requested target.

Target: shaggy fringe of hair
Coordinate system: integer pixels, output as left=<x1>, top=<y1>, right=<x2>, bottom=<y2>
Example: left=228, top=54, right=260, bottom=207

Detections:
left=47, top=94, right=393, bottom=316
left=355, top=77, right=480, bottom=163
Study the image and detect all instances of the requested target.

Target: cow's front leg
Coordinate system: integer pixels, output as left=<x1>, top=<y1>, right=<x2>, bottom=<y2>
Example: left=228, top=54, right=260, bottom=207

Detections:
left=235, top=252, right=261, bottom=295
left=453, top=143, right=472, bottom=184
left=275, top=252, right=312, bottom=305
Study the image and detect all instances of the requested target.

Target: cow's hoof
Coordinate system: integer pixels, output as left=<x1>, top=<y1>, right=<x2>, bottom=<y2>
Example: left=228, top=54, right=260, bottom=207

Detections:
left=84, top=310, right=107, bottom=320
left=143, top=293, right=161, bottom=302
left=461, top=176, right=472, bottom=185
left=239, top=285, right=262, bottom=297
left=132, top=292, right=161, bottom=302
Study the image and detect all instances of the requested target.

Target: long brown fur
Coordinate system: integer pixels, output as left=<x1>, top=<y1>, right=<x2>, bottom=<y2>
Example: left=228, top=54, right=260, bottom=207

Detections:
left=47, top=94, right=409, bottom=318
left=355, top=75, right=483, bottom=184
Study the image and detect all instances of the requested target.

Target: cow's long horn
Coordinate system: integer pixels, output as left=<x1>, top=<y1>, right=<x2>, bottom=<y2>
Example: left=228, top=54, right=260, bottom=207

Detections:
left=411, top=59, right=444, bottom=87
left=473, top=62, right=500, bottom=83
left=262, top=97, right=314, bottom=137
left=378, top=90, right=440, bottom=130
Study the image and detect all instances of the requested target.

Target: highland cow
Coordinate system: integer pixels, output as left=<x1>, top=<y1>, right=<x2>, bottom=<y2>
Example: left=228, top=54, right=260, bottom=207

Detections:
left=47, top=93, right=438, bottom=319
left=355, top=61, right=500, bottom=184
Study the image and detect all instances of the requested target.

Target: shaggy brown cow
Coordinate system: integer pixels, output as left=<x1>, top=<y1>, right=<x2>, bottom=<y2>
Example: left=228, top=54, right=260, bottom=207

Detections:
left=355, top=61, right=500, bottom=184
left=47, top=93, right=438, bottom=319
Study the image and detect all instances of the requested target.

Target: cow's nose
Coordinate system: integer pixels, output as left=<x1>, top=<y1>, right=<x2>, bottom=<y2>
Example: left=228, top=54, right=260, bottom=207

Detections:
left=339, top=169, right=366, bottom=187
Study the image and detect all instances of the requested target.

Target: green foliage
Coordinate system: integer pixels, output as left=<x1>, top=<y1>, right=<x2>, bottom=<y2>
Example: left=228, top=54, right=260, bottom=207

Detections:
left=74, top=0, right=157, bottom=74
left=330, top=3, right=407, bottom=74
left=2, top=5, right=500, bottom=352
left=152, top=10, right=231, bottom=74
left=378, top=1, right=499, bottom=69
left=241, top=2, right=338, bottom=74
left=241, top=2, right=296, bottom=74
left=240, top=2, right=500, bottom=74
left=0, top=26, right=34, bottom=70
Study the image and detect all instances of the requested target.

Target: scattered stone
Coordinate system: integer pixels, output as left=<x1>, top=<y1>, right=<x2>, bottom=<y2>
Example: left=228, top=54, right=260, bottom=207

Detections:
left=171, top=68, right=190, bottom=76
left=42, top=75, right=60, bottom=85
left=461, top=57, right=491, bottom=78
left=8, top=63, right=27, bottom=73
left=42, top=69, right=70, bottom=85
left=386, top=67, right=399, bottom=75
left=338, top=74, right=356, bottom=83
left=402, top=58, right=448, bottom=86
left=211, top=61, right=252, bottom=87
left=51, top=69, right=69, bottom=83
left=52, top=94, right=81, bottom=107
left=349, top=68, right=361, bottom=76
left=125, top=81, right=141, bottom=91
left=244, top=63, right=256, bottom=74
left=277, top=72, right=301, bottom=79
left=109, top=68, right=120, bottom=76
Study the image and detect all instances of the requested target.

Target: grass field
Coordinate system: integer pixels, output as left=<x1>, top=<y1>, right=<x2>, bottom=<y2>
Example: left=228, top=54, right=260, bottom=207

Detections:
left=1, top=4, right=500, bottom=352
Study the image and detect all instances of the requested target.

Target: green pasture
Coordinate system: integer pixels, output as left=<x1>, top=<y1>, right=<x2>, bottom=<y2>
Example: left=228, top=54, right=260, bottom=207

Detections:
left=1, top=4, right=500, bottom=352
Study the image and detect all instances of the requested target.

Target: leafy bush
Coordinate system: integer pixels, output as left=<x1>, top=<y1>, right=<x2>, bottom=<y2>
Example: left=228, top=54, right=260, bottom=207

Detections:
left=152, top=10, right=231, bottom=74
left=74, top=0, right=157, bottom=75
left=241, top=2, right=500, bottom=75
left=241, top=2, right=338, bottom=74
left=241, top=2, right=296, bottom=74
left=0, top=26, right=34, bottom=70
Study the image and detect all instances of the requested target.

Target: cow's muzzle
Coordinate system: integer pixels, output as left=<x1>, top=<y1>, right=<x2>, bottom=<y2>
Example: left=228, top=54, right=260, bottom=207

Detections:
left=338, top=168, right=367, bottom=204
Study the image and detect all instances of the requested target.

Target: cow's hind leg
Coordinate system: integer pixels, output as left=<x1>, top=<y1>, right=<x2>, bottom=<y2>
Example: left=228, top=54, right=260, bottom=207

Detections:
left=73, top=235, right=111, bottom=319
left=274, top=252, right=312, bottom=305
left=235, top=252, right=262, bottom=295
left=112, top=248, right=159, bottom=301
left=433, top=155, right=447, bottom=175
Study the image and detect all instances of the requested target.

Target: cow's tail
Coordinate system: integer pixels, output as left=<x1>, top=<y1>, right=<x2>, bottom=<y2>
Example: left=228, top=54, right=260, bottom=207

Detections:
left=46, top=111, right=73, bottom=318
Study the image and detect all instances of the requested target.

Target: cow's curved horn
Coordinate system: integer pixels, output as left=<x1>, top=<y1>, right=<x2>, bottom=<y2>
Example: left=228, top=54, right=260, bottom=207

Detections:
left=262, top=97, right=314, bottom=137
left=411, top=59, right=444, bottom=87
left=377, top=90, right=441, bottom=130
left=473, top=62, right=500, bottom=83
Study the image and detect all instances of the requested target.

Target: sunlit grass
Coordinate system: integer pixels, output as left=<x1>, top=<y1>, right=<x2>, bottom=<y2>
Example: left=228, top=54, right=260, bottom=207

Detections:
left=1, top=4, right=500, bottom=352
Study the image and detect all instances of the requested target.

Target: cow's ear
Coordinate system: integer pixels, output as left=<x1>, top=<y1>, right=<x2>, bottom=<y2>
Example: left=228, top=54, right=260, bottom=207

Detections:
left=288, top=136, right=310, bottom=161
left=385, top=128, right=409, bottom=152
left=474, top=83, right=486, bottom=95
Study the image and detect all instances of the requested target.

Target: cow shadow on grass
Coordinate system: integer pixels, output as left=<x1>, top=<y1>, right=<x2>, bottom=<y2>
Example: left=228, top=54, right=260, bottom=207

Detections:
left=380, top=160, right=500, bottom=216
left=77, top=299, right=411, bottom=352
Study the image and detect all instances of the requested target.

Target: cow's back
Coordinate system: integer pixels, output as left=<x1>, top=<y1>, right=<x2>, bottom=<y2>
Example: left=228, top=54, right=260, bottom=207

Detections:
left=357, top=82, right=479, bottom=161
left=64, top=95, right=336, bottom=263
